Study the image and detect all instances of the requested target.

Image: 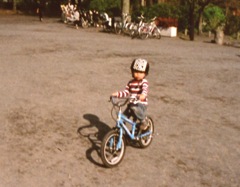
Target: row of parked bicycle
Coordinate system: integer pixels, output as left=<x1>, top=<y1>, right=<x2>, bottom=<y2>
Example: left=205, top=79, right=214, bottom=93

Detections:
left=60, top=4, right=162, bottom=39
left=115, top=14, right=162, bottom=39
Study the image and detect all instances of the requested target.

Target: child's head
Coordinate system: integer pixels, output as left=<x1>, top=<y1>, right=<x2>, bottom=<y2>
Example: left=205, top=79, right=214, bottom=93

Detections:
left=130, top=58, right=149, bottom=79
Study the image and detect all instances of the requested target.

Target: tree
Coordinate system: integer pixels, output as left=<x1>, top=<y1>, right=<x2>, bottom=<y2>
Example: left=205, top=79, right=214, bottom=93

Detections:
left=89, top=0, right=120, bottom=11
left=203, top=4, right=225, bottom=44
left=186, top=0, right=195, bottom=41
left=203, top=4, right=225, bottom=32
left=185, top=0, right=212, bottom=40
left=13, top=0, right=18, bottom=12
left=122, top=0, right=130, bottom=14
left=197, top=0, right=211, bottom=35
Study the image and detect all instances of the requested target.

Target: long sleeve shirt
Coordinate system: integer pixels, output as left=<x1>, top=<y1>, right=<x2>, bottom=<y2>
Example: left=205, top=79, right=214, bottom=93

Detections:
left=116, top=78, right=149, bottom=105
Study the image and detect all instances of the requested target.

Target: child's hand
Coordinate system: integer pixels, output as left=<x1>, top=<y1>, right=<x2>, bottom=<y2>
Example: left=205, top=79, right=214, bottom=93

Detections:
left=139, top=94, right=146, bottom=101
left=112, top=92, right=118, bottom=97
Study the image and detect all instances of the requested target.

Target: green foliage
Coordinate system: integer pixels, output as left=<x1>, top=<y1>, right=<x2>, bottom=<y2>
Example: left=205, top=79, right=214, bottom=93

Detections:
left=132, top=3, right=179, bottom=21
left=89, top=0, right=105, bottom=11
left=89, top=0, right=121, bottom=13
left=203, top=4, right=225, bottom=31
left=131, top=3, right=188, bottom=32
left=46, top=0, right=62, bottom=17
left=225, top=14, right=240, bottom=35
left=8, top=0, right=238, bottom=36
left=176, top=4, right=189, bottom=31
left=16, top=0, right=36, bottom=14
left=148, top=3, right=179, bottom=19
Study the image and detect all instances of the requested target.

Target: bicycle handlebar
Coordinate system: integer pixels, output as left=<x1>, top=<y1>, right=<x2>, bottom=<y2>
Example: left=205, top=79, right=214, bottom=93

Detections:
left=109, top=96, right=141, bottom=108
left=151, top=16, right=157, bottom=21
left=137, top=14, right=144, bottom=20
left=109, top=96, right=130, bottom=107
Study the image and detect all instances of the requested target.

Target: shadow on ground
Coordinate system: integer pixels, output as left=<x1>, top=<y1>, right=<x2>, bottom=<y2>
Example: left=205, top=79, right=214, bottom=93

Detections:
left=77, top=114, right=111, bottom=167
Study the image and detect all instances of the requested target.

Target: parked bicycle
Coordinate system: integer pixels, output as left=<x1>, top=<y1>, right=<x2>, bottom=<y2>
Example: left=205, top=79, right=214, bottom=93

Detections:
left=100, top=97, right=154, bottom=168
left=79, top=9, right=89, bottom=28
left=130, top=14, right=147, bottom=39
left=99, top=12, right=120, bottom=33
left=138, top=17, right=161, bottom=39
left=115, top=13, right=134, bottom=35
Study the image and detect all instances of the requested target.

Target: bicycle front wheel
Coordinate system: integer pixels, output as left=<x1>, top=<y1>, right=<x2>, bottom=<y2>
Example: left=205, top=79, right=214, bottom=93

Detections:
left=101, top=130, right=126, bottom=168
left=138, top=117, right=154, bottom=148
left=153, top=28, right=161, bottom=39
left=81, top=19, right=88, bottom=28
left=115, top=22, right=122, bottom=34
left=139, top=27, right=148, bottom=39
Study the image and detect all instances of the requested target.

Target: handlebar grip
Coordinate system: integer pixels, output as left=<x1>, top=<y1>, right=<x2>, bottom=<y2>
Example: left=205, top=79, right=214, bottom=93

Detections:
left=109, top=96, right=130, bottom=107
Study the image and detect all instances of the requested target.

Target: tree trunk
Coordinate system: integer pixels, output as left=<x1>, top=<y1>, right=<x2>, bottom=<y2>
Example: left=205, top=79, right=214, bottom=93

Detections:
left=13, top=0, right=17, bottom=12
left=189, top=1, right=195, bottom=41
left=197, top=9, right=203, bottom=35
left=122, top=0, right=130, bottom=14
left=197, top=1, right=211, bottom=35
left=215, top=27, right=224, bottom=45
left=146, top=0, right=153, bottom=6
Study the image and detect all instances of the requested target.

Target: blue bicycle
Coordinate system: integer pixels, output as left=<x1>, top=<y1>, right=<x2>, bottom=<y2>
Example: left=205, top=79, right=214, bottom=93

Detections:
left=100, top=97, right=154, bottom=168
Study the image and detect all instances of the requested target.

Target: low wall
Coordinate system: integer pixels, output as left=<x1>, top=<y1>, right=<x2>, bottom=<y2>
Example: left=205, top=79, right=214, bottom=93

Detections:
left=160, top=26, right=177, bottom=37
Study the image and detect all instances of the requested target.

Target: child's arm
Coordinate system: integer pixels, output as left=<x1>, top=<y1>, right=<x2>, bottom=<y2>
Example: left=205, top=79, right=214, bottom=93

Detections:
left=139, top=94, right=146, bottom=101
left=112, top=89, right=130, bottom=98
left=139, top=80, right=148, bottom=101
left=112, top=81, right=131, bottom=98
left=112, top=92, right=118, bottom=97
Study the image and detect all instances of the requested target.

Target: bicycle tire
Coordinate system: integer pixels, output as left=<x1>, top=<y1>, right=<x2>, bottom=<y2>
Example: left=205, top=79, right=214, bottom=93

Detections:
left=130, top=30, right=136, bottom=39
left=138, top=116, right=154, bottom=148
left=139, top=27, right=148, bottom=39
left=115, top=23, right=122, bottom=34
left=156, top=33, right=161, bottom=39
left=153, top=28, right=161, bottom=39
left=101, top=130, right=126, bottom=168
left=81, top=20, right=88, bottom=28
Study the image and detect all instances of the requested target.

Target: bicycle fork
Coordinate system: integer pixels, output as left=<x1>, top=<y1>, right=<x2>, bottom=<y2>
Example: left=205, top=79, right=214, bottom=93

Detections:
left=108, top=129, right=122, bottom=152
left=137, top=131, right=152, bottom=139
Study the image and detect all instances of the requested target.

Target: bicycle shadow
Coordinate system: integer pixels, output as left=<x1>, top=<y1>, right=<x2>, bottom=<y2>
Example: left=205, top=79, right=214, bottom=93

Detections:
left=77, top=113, right=111, bottom=167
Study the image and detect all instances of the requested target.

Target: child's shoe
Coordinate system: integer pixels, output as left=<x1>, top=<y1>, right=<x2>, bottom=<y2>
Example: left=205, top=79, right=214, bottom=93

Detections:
left=140, top=118, right=149, bottom=130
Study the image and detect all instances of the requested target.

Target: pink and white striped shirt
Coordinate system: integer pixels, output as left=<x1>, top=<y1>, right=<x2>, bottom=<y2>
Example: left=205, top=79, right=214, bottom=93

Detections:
left=116, top=78, right=149, bottom=105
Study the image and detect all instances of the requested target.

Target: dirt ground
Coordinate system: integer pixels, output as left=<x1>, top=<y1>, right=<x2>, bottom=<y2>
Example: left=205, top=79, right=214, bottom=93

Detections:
left=0, top=12, right=239, bottom=187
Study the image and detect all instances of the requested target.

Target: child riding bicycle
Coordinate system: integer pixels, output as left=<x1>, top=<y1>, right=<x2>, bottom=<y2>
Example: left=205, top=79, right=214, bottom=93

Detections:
left=112, top=58, right=150, bottom=130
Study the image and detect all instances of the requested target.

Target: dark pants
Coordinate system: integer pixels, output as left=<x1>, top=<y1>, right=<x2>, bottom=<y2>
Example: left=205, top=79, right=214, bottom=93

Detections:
left=123, top=103, right=147, bottom=123
left=38, top=5, right=44, bottom=21
left=39, top=8, right=42, bottom=20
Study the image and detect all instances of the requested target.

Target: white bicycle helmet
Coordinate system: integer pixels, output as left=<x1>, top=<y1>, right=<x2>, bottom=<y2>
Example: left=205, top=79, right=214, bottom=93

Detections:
left=131, top=58, right=149, bottom=75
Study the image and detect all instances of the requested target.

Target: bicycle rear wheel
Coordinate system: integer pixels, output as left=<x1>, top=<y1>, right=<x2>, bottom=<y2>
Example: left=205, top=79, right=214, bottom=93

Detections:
left=139, top=27, right=148, bottom=39
left=101, top=130, right=126, bottom=168
left=81, top=19, right=88, bottom=28
left=138, top=117, right=154, bottom=148
left=130, top=30, right=137, bottom=39
left=153, top=28, right=161, bottom=39
left=115, top=22, right=122, bottom=34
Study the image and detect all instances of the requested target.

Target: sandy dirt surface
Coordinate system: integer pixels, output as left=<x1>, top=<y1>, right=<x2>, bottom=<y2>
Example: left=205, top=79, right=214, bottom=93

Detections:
left=0, top=12, right=239, bottom=187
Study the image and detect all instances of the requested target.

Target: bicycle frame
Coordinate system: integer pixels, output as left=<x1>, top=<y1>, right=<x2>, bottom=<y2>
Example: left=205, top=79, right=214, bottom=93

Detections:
left=115, top=109, right=152, bottom=150
left=101, top=97, right=154, bottom=167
